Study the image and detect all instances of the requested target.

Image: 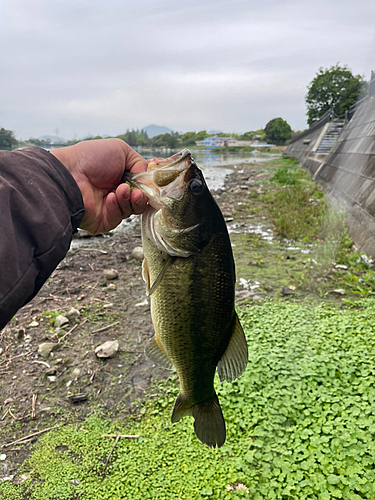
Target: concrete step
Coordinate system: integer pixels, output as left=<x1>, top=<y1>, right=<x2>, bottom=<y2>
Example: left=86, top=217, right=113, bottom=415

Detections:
left=315, top=122, right=345, bottom=153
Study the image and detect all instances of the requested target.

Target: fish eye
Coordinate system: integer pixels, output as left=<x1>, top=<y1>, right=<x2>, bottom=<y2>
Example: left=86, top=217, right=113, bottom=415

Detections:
left=188, top=179, right=203, bottom=195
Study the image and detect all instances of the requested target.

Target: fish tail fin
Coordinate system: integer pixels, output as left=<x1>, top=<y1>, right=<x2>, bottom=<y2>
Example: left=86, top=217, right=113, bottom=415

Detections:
left=171, top=392, right=226, bottom=448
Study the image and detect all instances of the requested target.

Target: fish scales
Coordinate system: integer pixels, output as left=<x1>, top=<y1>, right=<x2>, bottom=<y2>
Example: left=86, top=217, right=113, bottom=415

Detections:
left=143, top=222, right=236, bottom=401
left=124, top=149, right=248, bottom=448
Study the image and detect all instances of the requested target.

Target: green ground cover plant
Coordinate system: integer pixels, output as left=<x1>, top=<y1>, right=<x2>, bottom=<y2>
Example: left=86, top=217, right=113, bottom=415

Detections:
left=3, top=299, right=375, bottom=499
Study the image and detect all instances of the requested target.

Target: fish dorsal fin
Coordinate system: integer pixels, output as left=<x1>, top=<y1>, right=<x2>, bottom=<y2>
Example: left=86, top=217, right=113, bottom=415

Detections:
left=148, top=256, right=174, bottom=296
left=217, top=313, right=248, bottom=383
left=145, top=337, right=174, bottom=370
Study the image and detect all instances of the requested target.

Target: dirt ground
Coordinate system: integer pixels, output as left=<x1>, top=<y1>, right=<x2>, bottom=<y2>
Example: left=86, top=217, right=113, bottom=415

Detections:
left=1, top=159, right=271, bottom=480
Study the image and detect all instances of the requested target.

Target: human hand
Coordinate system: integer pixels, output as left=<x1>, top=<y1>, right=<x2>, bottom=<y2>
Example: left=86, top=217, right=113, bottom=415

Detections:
left=51, top=139, right=148, bottom=234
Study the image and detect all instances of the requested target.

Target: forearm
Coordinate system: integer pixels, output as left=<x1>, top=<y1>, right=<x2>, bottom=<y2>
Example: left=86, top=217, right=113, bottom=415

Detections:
left=0, top=147, right=85, bottom=330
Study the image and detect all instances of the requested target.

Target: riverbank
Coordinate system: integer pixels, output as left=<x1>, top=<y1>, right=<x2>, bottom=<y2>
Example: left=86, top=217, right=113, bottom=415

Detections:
left=2, top=154, right=375, bottom=498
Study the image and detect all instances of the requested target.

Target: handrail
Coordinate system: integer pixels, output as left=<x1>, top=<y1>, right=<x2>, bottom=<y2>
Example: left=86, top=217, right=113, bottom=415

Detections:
left=289, top=109, right=333, bottom=145
left=290, top=75, right=375, bottom=146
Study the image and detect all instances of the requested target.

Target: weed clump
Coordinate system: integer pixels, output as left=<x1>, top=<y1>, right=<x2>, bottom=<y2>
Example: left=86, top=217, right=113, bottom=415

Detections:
left=264, top=156, right=327, bottom=241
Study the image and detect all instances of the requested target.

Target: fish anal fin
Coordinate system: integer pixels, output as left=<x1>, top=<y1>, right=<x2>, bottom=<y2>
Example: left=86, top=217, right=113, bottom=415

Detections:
left=171, top=394, right=193, bottom=423
left=172, top=393, right=226, bottom=448
left=217, top=313, right=248, bottom=383
left=145, top=337, right=173, bottom=370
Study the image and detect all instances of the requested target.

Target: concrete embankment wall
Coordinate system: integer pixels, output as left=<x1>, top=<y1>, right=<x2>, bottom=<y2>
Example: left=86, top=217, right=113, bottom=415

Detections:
left=286, top=119, right=332, bottom=178
left=286, top=96, right=375, bottom=257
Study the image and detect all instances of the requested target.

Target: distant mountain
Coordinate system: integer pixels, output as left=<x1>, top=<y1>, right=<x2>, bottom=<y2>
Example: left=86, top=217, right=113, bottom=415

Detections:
left=38, top=135, right=66, bottom=144
left=142, top=124, right=173, bottom=138
left=208, top=130, right=222, bottom=135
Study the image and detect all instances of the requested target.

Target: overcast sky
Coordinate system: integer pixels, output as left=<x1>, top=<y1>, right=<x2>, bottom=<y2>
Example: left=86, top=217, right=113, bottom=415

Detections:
left=1, top=0, right=374, bottom=139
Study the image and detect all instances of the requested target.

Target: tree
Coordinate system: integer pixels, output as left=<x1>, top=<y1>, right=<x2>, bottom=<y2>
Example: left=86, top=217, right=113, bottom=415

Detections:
left=264, top=118, right=292, bottom=145
left=240, top=131, right=257, bottom=141
left=0, top=127, right=18, bottom=150
left=181, top=131, right=198, bottom=146
left=305, top=64, right=367, bottom=126
left=195, top=130, right=209, bottom=142
left=117, top=129, right=148, bottom=147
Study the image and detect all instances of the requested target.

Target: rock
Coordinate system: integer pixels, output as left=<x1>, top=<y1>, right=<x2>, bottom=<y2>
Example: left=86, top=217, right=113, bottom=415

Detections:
left=38, top=342, right=58, bottom=358
left=66, top=308, right=80, bottom=320
left=332, top=289, right=346, bottom=295
left=27, top=321, right=39, bottom=328
left=54, top=315, right=69, bottom=328
left=95, top=340, right=119, bottom=358
left=103, top=269, right=119, bottom=280
left=281, top=286, right=294, bottom=296
left=131, top=246, right=144, bottom=261
left=106, top=283, right=117, bottom=290
left=47, top=376, right=57, bottom=382
left=71, top=368, right=81, bottom=379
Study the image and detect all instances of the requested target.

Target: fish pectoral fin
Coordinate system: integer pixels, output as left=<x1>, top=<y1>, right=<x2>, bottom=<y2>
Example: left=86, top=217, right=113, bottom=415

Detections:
left=172, top=393, right=226, bottom=448
left=142, top=258, right=151, bottom=295
left=145, top=337, right=174, bottom=370
left=148, top=256, right=175, bottom=296
left=217, top=313, right=248, bottom=383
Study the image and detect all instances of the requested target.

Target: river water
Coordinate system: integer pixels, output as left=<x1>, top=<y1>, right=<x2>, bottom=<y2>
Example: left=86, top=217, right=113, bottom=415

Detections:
left=70, top=149, right=278, bottom=248
left=142, top=149, right=278, bottom=190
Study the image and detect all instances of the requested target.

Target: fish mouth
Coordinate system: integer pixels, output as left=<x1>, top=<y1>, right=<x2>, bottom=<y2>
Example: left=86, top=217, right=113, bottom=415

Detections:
left=123, top=149, right=196, bottom=209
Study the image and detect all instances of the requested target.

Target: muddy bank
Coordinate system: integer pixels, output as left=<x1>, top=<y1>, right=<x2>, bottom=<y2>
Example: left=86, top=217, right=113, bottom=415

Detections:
left=0, top=159, right=268, bottom=477
left=2, top=153, right=366, bottom=480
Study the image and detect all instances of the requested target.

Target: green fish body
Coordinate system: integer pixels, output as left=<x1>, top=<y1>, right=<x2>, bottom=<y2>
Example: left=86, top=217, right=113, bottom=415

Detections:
left=126, top=149, right=248, bottom=448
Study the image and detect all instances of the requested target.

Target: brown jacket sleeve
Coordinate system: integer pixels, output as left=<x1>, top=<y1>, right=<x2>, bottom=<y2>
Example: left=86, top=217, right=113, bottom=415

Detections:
left=0, top=147, right=85, bottom=330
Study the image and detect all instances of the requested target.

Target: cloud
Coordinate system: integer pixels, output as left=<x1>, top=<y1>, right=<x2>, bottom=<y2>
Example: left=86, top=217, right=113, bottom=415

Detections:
left=1, top=0, right=374, bottom=138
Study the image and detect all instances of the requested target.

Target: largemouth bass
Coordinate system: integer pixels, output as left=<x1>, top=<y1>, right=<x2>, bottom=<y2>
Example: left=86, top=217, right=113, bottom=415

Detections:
left=125, top=149, right=248, bottom=448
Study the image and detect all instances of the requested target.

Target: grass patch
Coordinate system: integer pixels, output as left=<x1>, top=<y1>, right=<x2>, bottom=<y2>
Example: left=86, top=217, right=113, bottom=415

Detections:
left=263, top=156, right=328, bottom=242
left=4, top=300, right=375, bottom=499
